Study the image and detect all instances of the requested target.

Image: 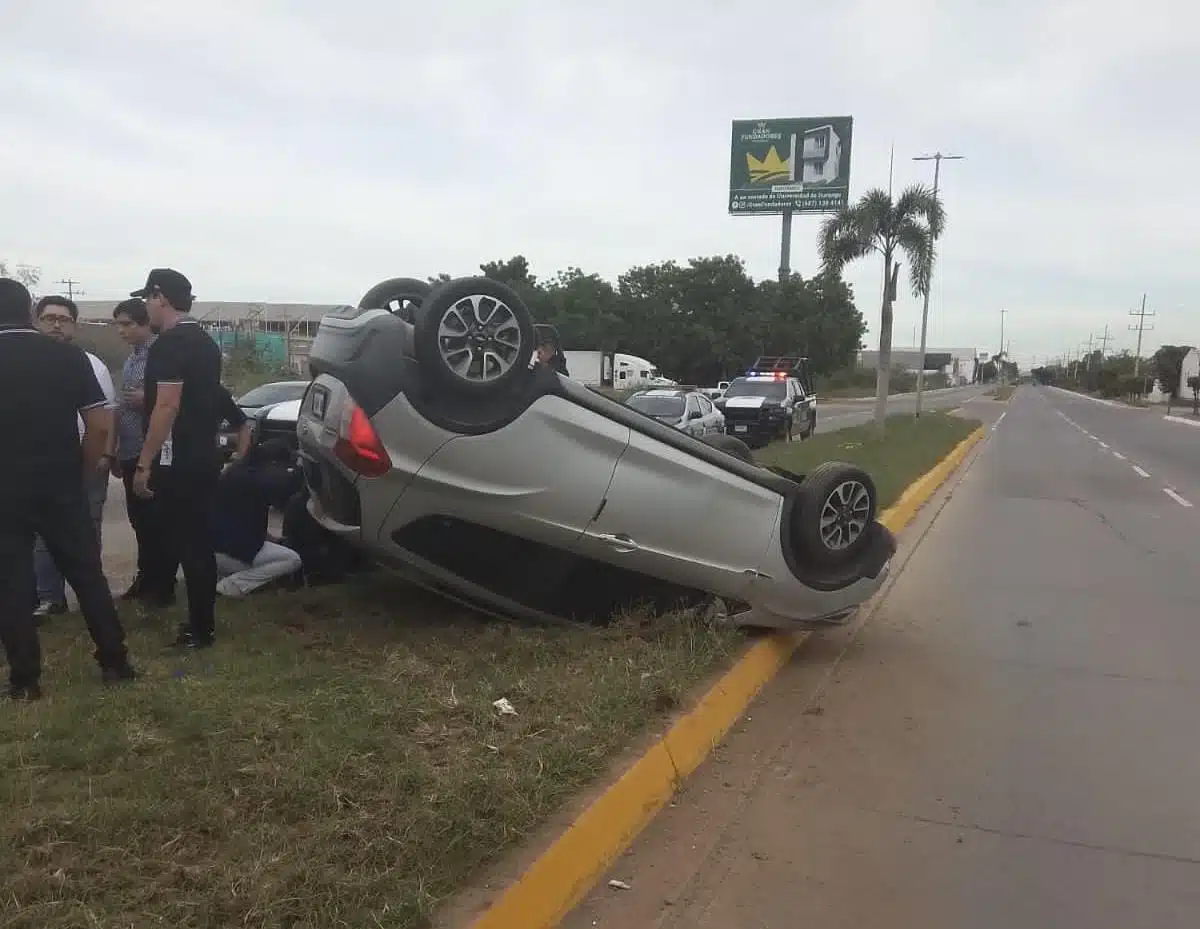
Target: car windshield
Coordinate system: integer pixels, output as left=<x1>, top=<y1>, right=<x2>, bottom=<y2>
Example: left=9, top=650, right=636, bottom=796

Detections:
left=628, top=394, right=685, bottom=419
left=725, top=378, right=786, bottom=400
left=237, top=383, right=307, bottom=407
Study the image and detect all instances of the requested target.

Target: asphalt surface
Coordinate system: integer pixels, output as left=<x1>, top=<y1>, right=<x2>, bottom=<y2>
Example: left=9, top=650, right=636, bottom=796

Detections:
left=819, top=383, right=988, bottom=433
left=562, top=386, right=1200, bottom=929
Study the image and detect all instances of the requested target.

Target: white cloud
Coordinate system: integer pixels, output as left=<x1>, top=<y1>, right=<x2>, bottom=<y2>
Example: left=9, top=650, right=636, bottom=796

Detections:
left=2, top=0, right=1196, bottom=363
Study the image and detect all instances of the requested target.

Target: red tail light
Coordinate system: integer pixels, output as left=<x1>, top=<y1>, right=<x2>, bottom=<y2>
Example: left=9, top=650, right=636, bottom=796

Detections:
left=334, top=405, right=391, bottom=478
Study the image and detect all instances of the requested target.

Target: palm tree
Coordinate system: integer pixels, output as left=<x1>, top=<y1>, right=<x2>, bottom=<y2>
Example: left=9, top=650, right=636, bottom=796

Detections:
left=819, top=185, right=944, bottom=437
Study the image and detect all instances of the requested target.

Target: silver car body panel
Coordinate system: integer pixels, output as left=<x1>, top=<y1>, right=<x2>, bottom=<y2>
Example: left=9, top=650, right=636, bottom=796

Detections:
left=296, top=297, right=893, bottom=631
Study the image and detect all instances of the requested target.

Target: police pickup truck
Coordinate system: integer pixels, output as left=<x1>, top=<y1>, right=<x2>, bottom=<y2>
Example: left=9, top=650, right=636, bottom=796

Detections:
left=715, top=356, right=817, bottom=448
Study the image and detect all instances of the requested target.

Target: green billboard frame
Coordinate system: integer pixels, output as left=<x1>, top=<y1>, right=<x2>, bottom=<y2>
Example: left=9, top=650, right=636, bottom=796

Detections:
left=729, top=116, right=853, bottom=216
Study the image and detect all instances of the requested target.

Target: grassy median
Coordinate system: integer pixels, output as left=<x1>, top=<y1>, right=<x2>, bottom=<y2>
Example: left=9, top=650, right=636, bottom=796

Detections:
left=760, top=410, right=981, bottom=509
left=2, top=412, right=980, bottom=929
left=2, top=582, right=743, bottom=929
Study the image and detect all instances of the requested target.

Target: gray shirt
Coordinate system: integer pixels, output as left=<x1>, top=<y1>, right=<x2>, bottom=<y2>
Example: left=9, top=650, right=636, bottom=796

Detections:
left=116, top=339, right=152, bottom=461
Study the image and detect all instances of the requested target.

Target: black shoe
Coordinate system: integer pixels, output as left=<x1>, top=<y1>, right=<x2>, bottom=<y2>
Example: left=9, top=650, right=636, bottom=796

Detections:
left=170, top=628, right=215, bottom=650
left=8, top=683, right=42, bottom=701
left=101, top=663, right=137, bottom=685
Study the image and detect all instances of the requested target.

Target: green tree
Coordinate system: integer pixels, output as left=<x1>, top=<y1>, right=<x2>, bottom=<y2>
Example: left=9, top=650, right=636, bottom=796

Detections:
left=1151, top=344, right=1191, bottom=398
left=818, top=185, right=944, bottom=436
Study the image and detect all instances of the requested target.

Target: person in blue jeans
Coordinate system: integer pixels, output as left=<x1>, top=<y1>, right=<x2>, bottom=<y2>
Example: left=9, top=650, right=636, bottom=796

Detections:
left=31, top=295, right=117, bottom=619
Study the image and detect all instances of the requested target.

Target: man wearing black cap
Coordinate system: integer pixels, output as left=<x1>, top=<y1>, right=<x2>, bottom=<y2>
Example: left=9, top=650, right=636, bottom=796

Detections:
left=129, top=269, right=224, bottom=648
left=0, top=278, right=135, bottom=699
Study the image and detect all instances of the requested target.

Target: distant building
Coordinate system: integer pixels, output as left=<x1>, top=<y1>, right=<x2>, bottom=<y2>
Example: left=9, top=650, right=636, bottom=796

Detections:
left=1179, top=347, right=1200, bottom=398
left=75, top=300, right=337, bottom=374
left=858, top=346, right=977, bottom=384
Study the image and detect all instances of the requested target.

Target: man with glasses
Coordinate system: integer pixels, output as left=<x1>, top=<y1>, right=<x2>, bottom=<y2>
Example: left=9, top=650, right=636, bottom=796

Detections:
left=0, top=278, right=135, bottom=699
left=130, top=269, right=224, bottom=649
left=31, top=295, right=118, bottom=618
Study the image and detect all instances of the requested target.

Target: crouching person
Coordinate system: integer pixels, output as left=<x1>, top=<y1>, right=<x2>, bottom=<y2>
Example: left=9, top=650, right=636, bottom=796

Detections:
left=212, top=439, right=303, bottom=597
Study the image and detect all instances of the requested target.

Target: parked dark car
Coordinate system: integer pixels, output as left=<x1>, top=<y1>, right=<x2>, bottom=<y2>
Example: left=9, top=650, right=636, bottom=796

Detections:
left=219, top=380, right=310, bottom=458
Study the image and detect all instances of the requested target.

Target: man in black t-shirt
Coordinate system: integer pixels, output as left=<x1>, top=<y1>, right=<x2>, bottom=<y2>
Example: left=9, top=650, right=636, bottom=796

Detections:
left=0, top=278, right=135, bottom=699
left=129, top=268, right=224, bottom=648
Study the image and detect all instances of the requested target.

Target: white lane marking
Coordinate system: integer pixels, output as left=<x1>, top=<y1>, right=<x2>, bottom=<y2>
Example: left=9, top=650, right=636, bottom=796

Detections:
left=1096, top=440, right=1110, bottom=449
left=1133, top=466, right=1150, bottom=478
left=1163, top=415, right=1200, bottom=429
left=992, top=411, right=1007, bottom=431
left=1112, top=451, right=1126, bottom=460
left=1164, top=488, right=1193, bottom=508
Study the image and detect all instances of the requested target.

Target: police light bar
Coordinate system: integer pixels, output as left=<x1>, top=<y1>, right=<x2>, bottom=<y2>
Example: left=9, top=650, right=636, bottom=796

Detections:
left=745, top=370, right=788, bottom=379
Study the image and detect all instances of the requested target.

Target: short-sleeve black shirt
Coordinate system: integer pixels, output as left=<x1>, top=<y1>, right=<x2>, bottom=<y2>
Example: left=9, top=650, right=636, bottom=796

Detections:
left=0, top=326, right=106, bottom=492
left=142, top=318, right=224, bottom=474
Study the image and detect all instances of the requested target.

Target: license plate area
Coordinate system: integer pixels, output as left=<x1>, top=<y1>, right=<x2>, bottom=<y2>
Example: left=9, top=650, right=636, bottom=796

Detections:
left=734, top=424, right=748, bottom=433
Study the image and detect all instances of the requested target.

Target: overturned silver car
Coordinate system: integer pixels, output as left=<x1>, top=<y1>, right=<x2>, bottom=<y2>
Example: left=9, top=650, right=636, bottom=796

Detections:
left=296, top=275, right=895, bottom=629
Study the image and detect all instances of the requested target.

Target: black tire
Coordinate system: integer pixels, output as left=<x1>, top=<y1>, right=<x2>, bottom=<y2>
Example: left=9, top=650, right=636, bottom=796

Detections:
left=413, top=277, right=535, bottom=397
left=701, top=433, right=757, bottom=464
left=358, top=277, right=431, bottom=324
left=794, top=461, right=877, bottom=567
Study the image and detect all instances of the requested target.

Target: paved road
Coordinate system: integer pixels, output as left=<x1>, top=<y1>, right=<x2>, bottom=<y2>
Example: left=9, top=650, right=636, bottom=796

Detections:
left=1039, top=386, right=1200, bottom=509
left=563, top=387, right=1200, bottom=929
left=820, top=384, right=988, bottom=434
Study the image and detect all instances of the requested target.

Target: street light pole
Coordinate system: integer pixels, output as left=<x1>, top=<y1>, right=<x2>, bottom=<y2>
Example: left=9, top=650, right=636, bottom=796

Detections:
left=912, top=151, right=964, bottom=416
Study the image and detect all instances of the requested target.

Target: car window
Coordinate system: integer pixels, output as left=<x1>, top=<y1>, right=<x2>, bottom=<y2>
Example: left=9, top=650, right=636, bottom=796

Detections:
left=697, top=395, right=713, bottom=415
left=724, top=378, right=787, bottom=400
left=685, top=395, right=700, bottom=417
left=237, top=382, right=307, bottom=407
left=627, top=394, right=686, bottom=419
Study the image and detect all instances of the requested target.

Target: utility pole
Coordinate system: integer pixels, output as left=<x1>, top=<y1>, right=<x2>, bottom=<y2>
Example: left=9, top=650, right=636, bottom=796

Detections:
left=1129, top=294, right=1154, bottom=377
left=911, top=150, right=964, bottom=415
left=999, top=308, right=1007, bottom=384
left=1096, top=323, right=1112, bottom=359
left=57, top=278, right=84, bottom=300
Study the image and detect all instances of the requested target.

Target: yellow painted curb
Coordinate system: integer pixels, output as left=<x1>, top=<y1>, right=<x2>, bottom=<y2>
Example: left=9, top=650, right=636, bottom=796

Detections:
left=467, top=424, right=988, bottom=929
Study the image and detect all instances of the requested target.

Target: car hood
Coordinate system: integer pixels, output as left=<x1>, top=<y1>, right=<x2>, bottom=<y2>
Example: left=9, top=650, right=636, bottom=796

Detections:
left=724, top=395, right=770, bottom=408
left=264, top=399, right=302, bottom=422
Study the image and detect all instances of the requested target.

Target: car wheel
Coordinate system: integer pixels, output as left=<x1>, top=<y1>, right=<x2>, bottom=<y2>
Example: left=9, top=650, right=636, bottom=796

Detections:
left=700, top=433, right=757, bottom=464
left=413, top=276, right=535, bottom=396
left=795, top=462, right=877, bottom=566
left=358, top=277, right=431, bottom=324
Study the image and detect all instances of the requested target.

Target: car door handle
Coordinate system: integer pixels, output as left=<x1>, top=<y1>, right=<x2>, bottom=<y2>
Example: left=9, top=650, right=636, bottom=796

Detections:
left=597, top=533, right=639, bottom=553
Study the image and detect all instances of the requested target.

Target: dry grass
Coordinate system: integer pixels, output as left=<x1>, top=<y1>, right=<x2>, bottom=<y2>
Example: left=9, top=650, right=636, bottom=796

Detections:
left=1, top=576, right=744, bottom=928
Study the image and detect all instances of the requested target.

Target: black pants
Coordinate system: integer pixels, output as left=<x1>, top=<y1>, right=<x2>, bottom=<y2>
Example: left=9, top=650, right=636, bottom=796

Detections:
left=0, top=485, right=129, bottom=688
left=120, top=459, right=156, bottom=585
left=142, top=467, right=218, bottom=638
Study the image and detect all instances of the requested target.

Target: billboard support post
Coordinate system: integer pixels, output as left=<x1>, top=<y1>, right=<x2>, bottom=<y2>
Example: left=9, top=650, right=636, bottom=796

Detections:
left=778, top=207, right=793, bottom=282
left=730, top=116, right=853, bottom=279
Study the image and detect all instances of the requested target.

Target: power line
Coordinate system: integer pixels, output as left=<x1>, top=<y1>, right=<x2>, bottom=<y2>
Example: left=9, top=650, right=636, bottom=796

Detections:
left=1096, top=323, right=1112, bottom=358
left=1129, top=294, right=1155, bottom=378
left=57, top=278, right=85, bottom=300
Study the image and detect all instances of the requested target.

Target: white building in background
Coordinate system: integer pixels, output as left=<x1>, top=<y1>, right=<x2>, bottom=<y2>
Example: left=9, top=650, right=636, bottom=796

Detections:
left=800, top=124, right=843, bottom=184
left=75, top=299, right=335, bottom=373
left=1179, top=348, right=1200, bottom=397
left=859, top=346, right=977, bottom=384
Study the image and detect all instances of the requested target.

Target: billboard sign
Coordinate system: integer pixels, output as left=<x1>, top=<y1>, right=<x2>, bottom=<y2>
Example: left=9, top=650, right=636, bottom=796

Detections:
left=729, top=117, right=853, bottom=215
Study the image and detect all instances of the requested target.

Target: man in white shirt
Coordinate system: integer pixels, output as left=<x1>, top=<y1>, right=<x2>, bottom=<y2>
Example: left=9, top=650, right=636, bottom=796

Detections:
left=32, top=295, right=117, bottom=618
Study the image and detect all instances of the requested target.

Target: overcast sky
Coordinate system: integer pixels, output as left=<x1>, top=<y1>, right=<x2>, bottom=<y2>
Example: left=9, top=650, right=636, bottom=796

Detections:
left=2, top=0, right=1195, bottom=365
